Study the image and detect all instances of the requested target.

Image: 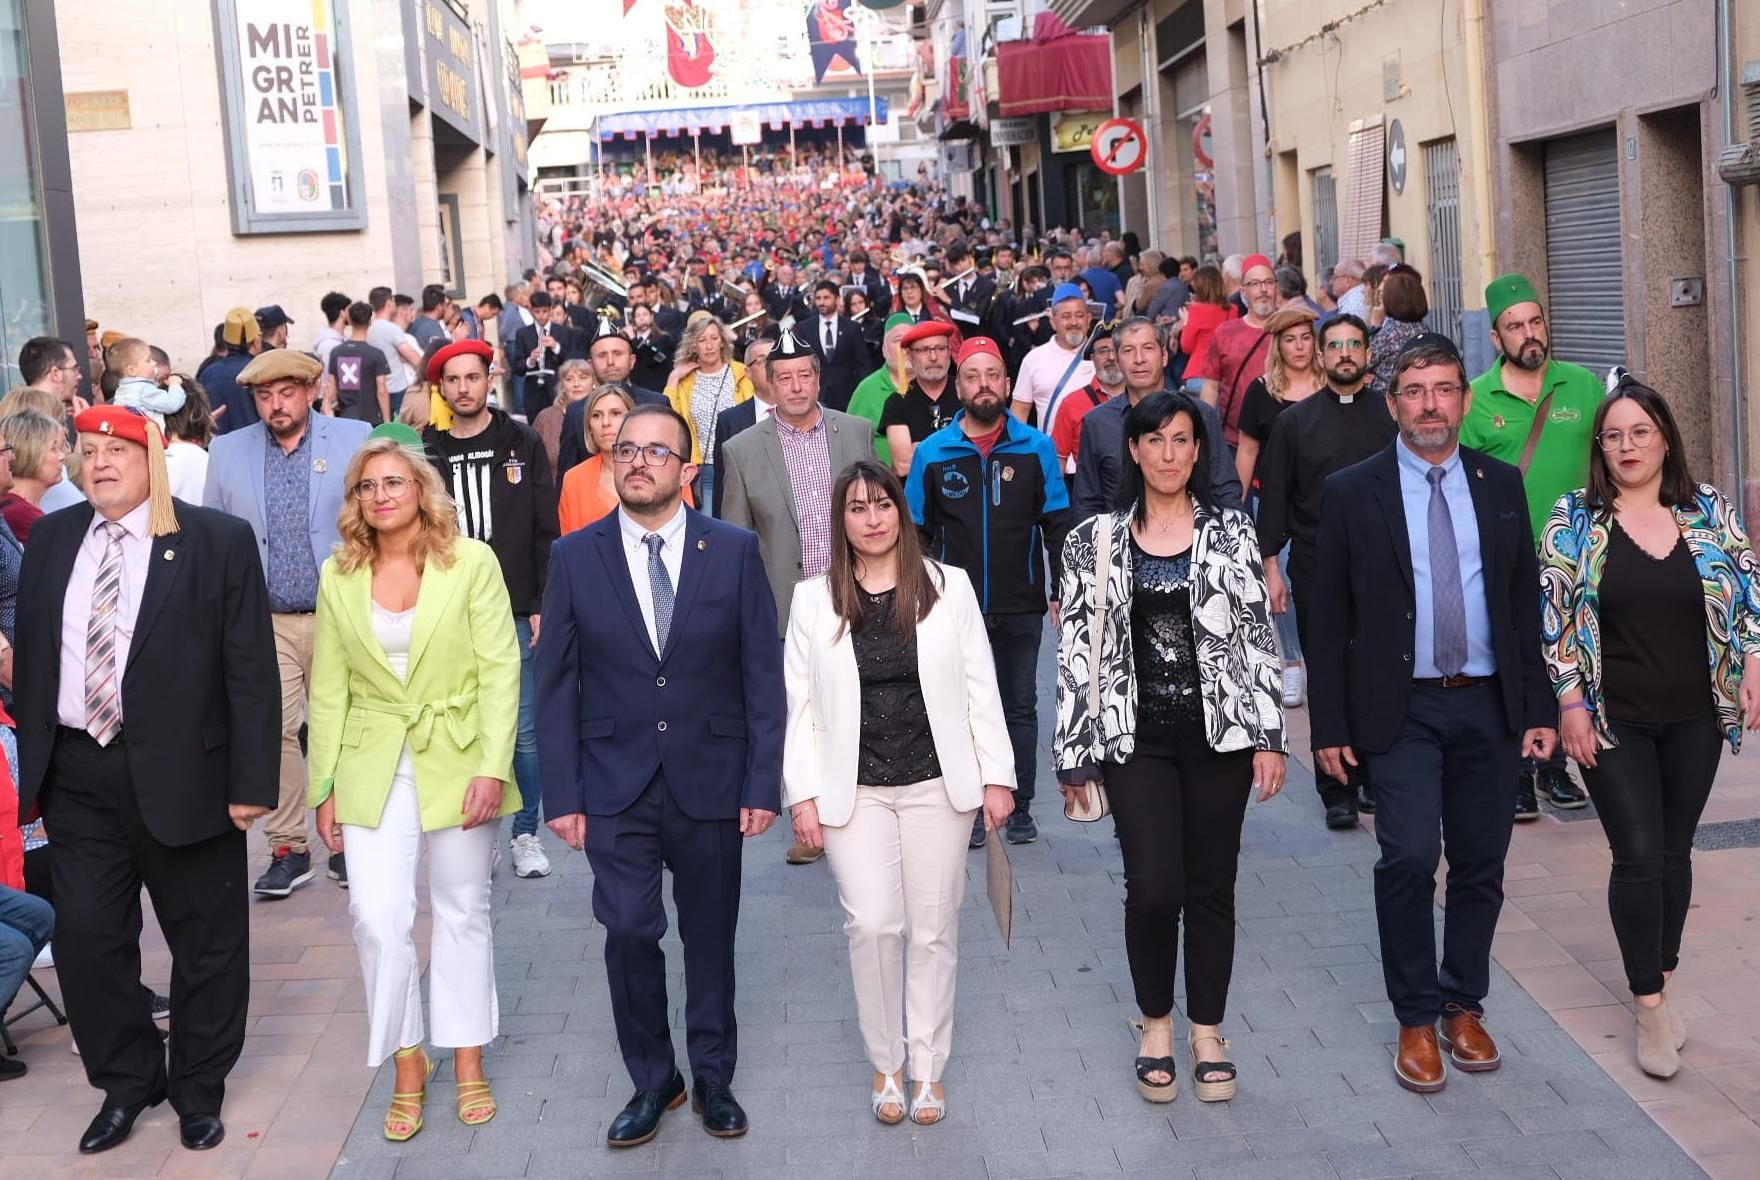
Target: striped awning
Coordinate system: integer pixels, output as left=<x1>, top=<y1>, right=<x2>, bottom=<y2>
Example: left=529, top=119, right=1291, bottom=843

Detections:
left=596, top=98, right=890, bottom=140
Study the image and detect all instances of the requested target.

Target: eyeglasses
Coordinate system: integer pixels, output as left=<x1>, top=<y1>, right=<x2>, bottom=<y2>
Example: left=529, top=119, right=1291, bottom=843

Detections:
left=610, top=442, right=682, bottom=466
left=1324, top=339, right=1366, bottom=352
left=0, top=446, right=14, bottom=460
left=353, top=475, right=412, bottom=500
left=1241, top=279, right=1277, bottom=291
left=1393, top=383, right=1465, bottom=402
left=1596, top=424, right=1660, bottom=451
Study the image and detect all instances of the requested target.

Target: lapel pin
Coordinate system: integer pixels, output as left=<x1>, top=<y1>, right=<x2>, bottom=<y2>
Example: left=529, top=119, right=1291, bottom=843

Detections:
left=313, top=458, right=328, bottom=474
left=697, top=539, right=708, bottom=551
left=163, top=549, right=175, bottom=560
left=1475, top=468, right=1484, bottom=480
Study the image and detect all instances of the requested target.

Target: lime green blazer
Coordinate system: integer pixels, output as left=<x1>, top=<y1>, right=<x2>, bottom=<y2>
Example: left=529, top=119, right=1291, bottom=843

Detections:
left=306, top=537, right=521, bottom=831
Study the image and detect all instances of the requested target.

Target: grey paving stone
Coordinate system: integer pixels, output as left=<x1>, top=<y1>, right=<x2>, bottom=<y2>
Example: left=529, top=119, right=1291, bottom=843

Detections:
left=329, top=661, right=1703, bottom=1179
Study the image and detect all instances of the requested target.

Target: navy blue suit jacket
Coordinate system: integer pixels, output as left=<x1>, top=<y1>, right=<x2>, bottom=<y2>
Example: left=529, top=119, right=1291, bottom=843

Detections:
left=535, top=507, right=784, bottom=820
left=1305, top=443, right=1553, bottom=755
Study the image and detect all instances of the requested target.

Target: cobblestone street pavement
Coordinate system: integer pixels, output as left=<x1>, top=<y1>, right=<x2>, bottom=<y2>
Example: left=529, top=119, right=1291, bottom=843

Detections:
left=325, top=644, right=1706, bottom=1180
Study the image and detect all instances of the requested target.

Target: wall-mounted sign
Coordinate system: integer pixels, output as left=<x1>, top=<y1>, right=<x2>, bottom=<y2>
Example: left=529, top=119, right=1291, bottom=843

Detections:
left=214, top=0, right=367, bottom=233
left=424, top=0, right=481, bottom=143
left=1090, top=117, right=1146, bottom=176
left=1051, top=110, right=1108, bottom=154
left=990, top=117, right=1035, bottom=147
left=730, top=111, right=763, bottom=146
left=1387, top=118, right=1407, bottom=195
left=504, top=40, right=528, bottom=178
left=65, top=90, right=132, bottom=133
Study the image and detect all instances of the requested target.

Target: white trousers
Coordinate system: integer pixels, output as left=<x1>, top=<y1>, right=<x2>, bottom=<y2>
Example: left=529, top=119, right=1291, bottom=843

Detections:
left=820, top=776, right=974, bottom=1081
left=343, top=769, right=499, bottom=1067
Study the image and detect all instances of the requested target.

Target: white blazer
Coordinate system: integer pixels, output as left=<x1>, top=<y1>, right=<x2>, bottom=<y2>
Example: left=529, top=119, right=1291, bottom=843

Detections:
left=783, top=560, right=1016, bottom=826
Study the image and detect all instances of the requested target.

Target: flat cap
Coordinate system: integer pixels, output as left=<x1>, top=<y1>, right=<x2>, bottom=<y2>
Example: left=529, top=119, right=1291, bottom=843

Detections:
left=236, top=348, right=322, bottom=386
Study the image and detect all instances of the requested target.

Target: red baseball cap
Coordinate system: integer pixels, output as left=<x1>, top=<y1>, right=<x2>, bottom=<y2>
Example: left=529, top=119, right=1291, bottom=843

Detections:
left=955, top=337, right=1004, bottom=369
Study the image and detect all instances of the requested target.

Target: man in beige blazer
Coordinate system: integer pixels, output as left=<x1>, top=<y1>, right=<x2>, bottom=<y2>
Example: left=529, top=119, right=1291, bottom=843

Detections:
left=720, top=330, right=874, bottom=866
left=720, top=330, right=876, bottom=635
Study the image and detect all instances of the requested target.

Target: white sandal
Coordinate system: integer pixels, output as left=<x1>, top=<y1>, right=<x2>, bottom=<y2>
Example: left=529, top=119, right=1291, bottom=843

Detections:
left=908, top=1080, right=946, bottom=1126
left=871, top=1073, right=907, bottom=1125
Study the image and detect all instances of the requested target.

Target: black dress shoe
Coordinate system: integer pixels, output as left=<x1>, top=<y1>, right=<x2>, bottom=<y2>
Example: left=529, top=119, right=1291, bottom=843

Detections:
left=179, top=1113, right=225, bottom=1150
left=1514, top=770, right=1541, bottom=822
left=1356, top=782, right=1376, bottom=814
left=691, top=1078, right=748, bottom=1138
left=78, top=1093, right=164, bottom=1154
left=606, top=1070, right=686, bottom=1147
left=1539, top=766, right=1587, bottom=810
left=1324, top=801, right=1360, bottom=830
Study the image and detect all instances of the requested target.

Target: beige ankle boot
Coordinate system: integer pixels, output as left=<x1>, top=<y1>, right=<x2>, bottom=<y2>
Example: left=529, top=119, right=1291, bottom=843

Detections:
left=1634, top=1000, right=1679, bottom=1078
left=1663, top=994, right=1686, bottom=1050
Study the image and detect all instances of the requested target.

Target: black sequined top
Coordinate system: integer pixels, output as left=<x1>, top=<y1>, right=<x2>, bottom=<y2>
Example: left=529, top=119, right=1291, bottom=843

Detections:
left=1129, top=536, right=1201, bottom=737
left=852, top=588, right=942, bottom=786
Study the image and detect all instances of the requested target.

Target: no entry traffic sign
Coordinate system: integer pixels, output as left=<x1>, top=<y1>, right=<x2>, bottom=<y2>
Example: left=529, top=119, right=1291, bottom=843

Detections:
left=1090, top=117, right=1146, bottom=177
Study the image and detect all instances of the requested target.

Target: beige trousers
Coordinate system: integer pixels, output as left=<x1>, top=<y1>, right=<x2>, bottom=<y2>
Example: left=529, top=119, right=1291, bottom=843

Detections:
left=265, top=612, right=316, bottom=853
left=820, top=776, right=974, bottom=1081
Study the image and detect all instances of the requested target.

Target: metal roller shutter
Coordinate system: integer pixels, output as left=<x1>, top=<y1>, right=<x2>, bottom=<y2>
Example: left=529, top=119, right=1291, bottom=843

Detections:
left=1311, top=166, right=1338, bottom=281
left=1339, top=117, right=1386, bottom=268
left=1423, top=139, right=1463, bottom=345
left=1543, top=130, right=1625, bottom=377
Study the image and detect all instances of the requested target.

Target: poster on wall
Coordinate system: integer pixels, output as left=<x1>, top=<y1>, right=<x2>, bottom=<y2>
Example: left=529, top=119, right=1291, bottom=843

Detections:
left=216, top=0, right=366, bottom=233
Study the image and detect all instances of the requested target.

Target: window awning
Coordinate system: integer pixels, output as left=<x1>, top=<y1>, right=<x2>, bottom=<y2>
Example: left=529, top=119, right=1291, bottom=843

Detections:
left=996, top=13, right=1113, bottom=118
left=596, top=98, right=890, bottom=140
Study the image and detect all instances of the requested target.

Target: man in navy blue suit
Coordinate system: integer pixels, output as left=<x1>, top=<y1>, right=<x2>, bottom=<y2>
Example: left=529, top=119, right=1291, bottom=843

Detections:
left=536, top=404, right=784, bottom=1146
left=1307, top=334, right=1555, bottom=1096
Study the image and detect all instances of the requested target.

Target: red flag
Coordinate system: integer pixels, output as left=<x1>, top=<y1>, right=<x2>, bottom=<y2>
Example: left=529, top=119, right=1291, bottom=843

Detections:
left=623, top=0, right=638, bottom=13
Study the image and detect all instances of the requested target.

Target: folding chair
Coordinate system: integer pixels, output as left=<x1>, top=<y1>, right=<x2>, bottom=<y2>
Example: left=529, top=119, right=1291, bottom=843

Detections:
left=2, top=972, right=68, bottom=1055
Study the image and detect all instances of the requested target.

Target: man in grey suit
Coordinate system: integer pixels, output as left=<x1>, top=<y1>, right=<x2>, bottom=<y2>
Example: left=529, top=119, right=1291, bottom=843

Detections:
left=203, top=349, right=372, bottom=897
left=719, top=329, right=874, bottom=866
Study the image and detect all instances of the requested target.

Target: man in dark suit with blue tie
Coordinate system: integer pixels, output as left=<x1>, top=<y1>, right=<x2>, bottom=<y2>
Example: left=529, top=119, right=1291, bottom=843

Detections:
left=1306, top=335, right=1556, bottom=1096
left=536, top=403, right=784, bottom=1146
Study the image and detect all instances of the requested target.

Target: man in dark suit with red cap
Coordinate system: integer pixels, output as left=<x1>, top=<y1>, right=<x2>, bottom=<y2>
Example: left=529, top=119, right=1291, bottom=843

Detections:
left=14, top=405, right=279, bottom=1154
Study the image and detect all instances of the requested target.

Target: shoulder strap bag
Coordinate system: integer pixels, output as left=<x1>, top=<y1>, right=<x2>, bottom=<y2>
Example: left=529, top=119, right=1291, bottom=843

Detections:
left=1066, top=519, right=1113, bottom=822
left=1518, top=389, right=1556, bottom=475
left=1218, top=331, right=1272, bottom=436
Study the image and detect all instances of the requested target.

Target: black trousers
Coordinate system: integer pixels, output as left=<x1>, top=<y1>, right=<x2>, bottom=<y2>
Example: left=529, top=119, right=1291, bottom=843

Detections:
left=985, top=612, right=1042, bottom=811
left=44, top=728, right=251, bottom=1116
left=586, top=769, right=743, bottom=1091
left=1285, top=546, right=1362, bottom=809
left=1363, top=682, right=1518, bottom=1027
left=1581, top=716, right=1723, bottom=996
left=1106, top=721, right=1254, bottom=1024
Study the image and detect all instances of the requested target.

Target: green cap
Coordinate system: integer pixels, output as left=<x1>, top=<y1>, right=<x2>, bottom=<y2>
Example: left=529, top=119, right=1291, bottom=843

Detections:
left=1484, top=272, right=1542, bottom=327
left=367, top=421, right=424, bottom=450
left=883, top=312, right=914, bottom=334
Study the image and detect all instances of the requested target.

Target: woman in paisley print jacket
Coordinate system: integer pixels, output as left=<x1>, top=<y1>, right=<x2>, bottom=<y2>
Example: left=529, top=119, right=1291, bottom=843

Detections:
left=1053, top=390, right=1288, bottom=1106
left=1540, top=380, right=1760, bottom=1081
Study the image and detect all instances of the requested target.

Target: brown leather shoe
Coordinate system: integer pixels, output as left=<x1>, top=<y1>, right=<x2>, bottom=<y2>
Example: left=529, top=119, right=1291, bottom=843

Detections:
left=785, top=840, right=824, bottom=865
left=1439, top=1006, right=1501, bottom=1072
left=1394, top=1025, right=1446, bottom=1093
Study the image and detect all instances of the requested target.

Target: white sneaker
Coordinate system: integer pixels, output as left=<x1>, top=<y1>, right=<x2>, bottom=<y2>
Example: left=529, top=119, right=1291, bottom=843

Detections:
left=510, top=833, right=551, bottom=879
left=1281, top=664, right=1307, bottom=708
left=32, top=943, right=53, bottom=970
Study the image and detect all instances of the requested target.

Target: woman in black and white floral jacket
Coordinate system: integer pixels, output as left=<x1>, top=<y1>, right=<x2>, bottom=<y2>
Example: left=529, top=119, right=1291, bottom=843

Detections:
left=1054, top=390, right=1288, bottom=1107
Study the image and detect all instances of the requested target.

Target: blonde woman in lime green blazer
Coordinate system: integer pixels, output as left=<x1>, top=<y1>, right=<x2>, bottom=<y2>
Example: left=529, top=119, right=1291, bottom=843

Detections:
left=305, top=428, right=520, bottom=1141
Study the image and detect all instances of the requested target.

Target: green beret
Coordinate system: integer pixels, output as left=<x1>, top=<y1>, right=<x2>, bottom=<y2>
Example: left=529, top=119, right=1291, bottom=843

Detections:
left=236, top=348, right=322, bottom=386
left=367, top=422, right=424, bottom=450
left=883, top=312, right=914, bottom=334
left=1485, top=273, right=1542, bottom=327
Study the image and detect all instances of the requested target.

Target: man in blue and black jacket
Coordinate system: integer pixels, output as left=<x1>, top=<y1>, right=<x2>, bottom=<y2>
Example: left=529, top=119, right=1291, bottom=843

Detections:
left=906, top=336, right=1074, bottom=848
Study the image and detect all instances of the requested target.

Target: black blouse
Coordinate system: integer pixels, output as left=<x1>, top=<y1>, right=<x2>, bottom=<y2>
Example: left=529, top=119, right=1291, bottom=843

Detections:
left=1129, top=536, right=1202, bottom=737
left=852, top=589, right=943, bottom=786
left=1598, top=522, right=1714, bottom=724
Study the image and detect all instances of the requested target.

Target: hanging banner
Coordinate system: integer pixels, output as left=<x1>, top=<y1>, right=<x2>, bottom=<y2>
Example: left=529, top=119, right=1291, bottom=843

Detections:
left=217, top=0, right=365, bottom=232
left=664, top=0, right=716, bottom=90
left=807, top=0, right=862, bottom=83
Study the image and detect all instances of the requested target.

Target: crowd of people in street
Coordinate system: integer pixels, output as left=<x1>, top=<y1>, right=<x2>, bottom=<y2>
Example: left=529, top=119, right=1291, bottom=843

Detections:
left=0, top=149, right=1755, bottom=1164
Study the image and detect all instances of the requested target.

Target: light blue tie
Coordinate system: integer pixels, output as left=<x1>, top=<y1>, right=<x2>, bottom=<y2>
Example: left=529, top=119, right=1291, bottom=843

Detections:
left=644, top=533, right=674, bottom=652
left=1427, top=466, right=1468, bottom=677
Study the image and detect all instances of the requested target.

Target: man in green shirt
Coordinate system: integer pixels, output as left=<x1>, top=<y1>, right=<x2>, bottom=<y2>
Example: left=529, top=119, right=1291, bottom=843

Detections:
left=844, top=312, right=914, bottom=468
left=1461, top=272, right=1601, bottom=817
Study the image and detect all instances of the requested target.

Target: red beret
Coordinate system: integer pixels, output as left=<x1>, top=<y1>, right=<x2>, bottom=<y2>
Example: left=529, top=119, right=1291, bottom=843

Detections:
left=425, top=339, right=495, bottom=384
left=900, top=321, right=957, bottom=347
left=74, top=405, right=158, bottom=447
left=955, top=337, right=1004, bottom=369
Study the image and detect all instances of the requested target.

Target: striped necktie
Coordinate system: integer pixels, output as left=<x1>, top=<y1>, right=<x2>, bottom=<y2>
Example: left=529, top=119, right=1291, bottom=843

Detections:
left=85, top=521, right=127, bottom=746
left=644, top=533, right=674, bottom=653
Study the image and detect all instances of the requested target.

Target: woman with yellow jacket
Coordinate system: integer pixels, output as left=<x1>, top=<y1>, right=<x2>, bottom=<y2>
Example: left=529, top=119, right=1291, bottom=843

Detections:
left=665, top=311, right=753, bottom=515
left=307, top=423, right=520, bottom=1141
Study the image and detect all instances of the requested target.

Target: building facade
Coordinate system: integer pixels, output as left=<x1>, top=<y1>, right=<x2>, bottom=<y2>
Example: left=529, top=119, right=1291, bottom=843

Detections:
left=55, top=0, right=535, bottom=369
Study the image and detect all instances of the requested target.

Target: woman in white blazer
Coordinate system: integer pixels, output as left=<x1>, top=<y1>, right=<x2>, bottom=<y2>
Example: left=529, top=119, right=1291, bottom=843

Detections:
left=785, top=459, right=1015, bottom=1129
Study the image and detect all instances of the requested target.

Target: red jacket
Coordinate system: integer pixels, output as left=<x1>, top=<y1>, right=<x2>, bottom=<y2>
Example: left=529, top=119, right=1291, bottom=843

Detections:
left=0, top=701, right=22, bottom=891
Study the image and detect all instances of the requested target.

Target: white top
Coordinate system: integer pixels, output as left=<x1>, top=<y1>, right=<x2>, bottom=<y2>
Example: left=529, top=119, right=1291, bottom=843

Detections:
left=1013, top=337, right=1094, bottom=430
left=165, top=440, right=209, bottom=506
left=372, top=600, right=415, bottom=684
left=617, top=502, right=686, bottom=653
left=40, top=477, right=85, bottom=514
